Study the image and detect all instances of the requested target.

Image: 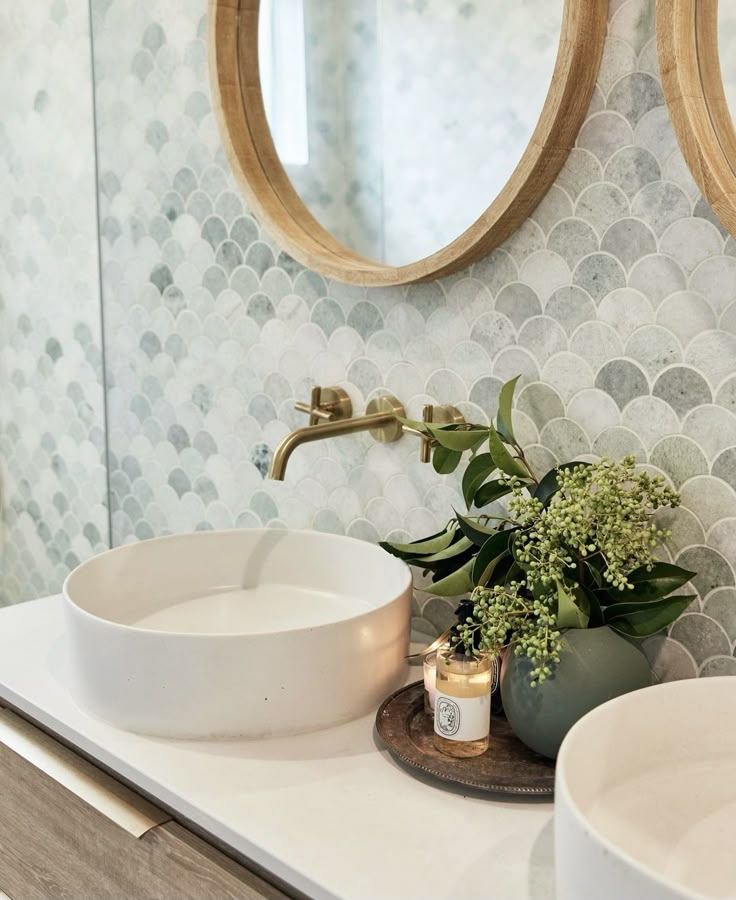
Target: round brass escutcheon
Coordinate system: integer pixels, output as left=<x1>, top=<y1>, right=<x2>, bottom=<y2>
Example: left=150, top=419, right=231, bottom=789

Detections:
left=431, top=405, right=465, bottom=428
left=366, top=395, right=406, bottom=443
left=320, top=386, right=352, bottom=421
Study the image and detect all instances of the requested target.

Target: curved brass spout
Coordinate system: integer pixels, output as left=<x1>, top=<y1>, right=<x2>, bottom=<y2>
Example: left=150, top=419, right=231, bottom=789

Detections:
left=269, top=398, right=405, bottom=480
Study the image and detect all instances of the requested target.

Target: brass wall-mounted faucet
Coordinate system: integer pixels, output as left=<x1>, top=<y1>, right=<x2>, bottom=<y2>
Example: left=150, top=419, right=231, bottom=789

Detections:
left=268, top=385, right=464, bottom=480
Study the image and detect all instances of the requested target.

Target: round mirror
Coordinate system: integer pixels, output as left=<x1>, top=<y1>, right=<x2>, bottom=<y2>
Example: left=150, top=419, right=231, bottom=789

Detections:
left=259, top=2, right=563, bottom=268
left=659, top=0, right=736, bottom=239
left=210, top=1, right=607, bottom=286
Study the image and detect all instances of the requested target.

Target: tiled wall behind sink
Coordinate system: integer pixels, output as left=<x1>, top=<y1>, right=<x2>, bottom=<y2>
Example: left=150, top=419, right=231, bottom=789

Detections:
left=0, top=2, right=108, bottom=605
left=0, top=0, right=727, bottom=681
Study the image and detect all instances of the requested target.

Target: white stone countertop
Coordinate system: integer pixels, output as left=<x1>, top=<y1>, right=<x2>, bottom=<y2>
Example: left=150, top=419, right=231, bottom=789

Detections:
left=0, top=597, right=555, bottom=900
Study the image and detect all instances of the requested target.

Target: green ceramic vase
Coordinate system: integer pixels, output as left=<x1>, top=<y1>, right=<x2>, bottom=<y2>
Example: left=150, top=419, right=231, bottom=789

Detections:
left=500, top=626, right=652, bottom=759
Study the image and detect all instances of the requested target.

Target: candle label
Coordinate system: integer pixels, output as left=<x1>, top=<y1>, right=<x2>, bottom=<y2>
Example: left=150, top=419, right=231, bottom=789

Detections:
left=434, top=692, right=490, bottom=742
left=491, top=658, right=500, bottom=692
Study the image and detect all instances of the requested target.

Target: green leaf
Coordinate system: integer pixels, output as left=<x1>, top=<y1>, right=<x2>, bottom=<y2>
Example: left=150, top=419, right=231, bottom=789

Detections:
left=418, top=536, right=474, bottom=565
left=584, top=587, right=605, bottom=627
left=584, top=556, right=605, bottom=589
left=556, top=581, right=590, bottom=629
left=433, top=446, right=462, bottom=475
left=488, top=427, right=530, bottom=479
left=454, top=511, right=500, bottom=546
left=620, top=562, right=696, bottom=604
left=462, top=453, right=496, bottom=507
left=379, top=527, right=456, bottom=560
left=425, top=559, right=475, bottom=597
left=472, top=530, right=513, bottom=586
left=399, top=419, right=488, bottom=452
left=473, top=479, right=513, bottom=509
left=533, top=462, right=589, bottom=506
left=398, top=417, right=430, bottom=434
left=606, top=594, right=696, bottom=638
left=428, top=425, right=488, bottom=452
left=496, top=376, right=520, bottom=445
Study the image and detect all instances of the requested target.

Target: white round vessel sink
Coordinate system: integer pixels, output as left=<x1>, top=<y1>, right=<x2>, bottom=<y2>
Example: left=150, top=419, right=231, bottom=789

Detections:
left=556, top=677, right=736, bottom=900
left=63, top=529, right=411, bottom=738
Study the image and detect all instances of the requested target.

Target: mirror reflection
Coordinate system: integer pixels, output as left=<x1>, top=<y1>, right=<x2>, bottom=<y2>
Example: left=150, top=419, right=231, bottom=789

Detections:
left=258, top=1, right=564, bottom=267
left=719, top=2, right=736, bottom=123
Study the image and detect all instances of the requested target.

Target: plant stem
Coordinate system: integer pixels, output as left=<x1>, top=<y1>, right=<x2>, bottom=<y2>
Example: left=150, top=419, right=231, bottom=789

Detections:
left=512, top=441, right=539, bottom=484
left=477, top=513, right=514, bottom=525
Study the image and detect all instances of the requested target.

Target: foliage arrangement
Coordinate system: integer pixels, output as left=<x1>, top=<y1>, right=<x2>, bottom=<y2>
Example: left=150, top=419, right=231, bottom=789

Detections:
left=381, top=377, right=696, bottom=685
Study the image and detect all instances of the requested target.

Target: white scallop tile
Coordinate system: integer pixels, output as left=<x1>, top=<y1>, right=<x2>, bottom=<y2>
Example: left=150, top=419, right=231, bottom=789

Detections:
left=621, top=396, right=680, bottom=449
left=567, top=388, right=622, bottom=441
left=660, top=219, right=725, bottom=275
left=517, top=316, right=568, bottom=365
left=609, top=0, right=656, bottom=55
left=625, top=324, right=683, bottom=377
left=707, top=518, right=736, bottom=567
left=592, top=426, right=647, bottom=462
left=541, top=352, right=596, bottom=403
left=690, top=256, right=736, bottom=316
left=680, top=476, right=736, bottom=531
left=657, top=291, right=717, bottom=345
left=682, top=406, right=736, bottom=461
left=569, top=320, right=624, bottom=370
left=598, top=287, right=654, bottom=338
left=633, top=107, right=679, bottom=163
left=519, top=250, right=572, bottom=302
left=598, top=39, right=638, bottom=95
left=577, top=111, right=634, bottom=165
left=685, top=331, right=736, bottom=388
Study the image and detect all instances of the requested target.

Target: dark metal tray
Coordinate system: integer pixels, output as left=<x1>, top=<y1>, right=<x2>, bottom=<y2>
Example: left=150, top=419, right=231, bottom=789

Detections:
left=376, top=681, right=555, bottom=797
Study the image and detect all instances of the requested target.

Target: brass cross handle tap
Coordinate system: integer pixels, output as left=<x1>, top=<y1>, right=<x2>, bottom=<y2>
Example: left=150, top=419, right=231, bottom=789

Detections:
left=418, top=403, right=466, bottom=463
left=420, top=405, right=434, bottom=464
left=294, top=386, right=352, bottom=425
left=270, top=385, right=465, bottom=480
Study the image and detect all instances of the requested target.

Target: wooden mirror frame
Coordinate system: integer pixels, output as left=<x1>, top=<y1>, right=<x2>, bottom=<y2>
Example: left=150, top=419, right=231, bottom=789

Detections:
left=209, top=0, right=608, bottom=286
left=658, top=0, right=736, bottom=237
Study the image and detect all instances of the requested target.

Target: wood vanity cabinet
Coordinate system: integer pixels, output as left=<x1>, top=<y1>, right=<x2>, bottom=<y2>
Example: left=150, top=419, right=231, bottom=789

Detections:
left=0, top=709, right=293, bottom=900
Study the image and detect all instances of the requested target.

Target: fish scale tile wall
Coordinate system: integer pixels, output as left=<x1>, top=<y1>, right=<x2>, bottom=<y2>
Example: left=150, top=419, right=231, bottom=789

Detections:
left=3, top=0, right=736, bottom=683
left=0, top=2, right=108, bottom=606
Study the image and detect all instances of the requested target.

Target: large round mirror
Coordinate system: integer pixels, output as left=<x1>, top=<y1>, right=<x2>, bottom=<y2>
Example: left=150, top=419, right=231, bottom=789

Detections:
left=258, top=2, right=563, bottom=268
left=211, top=1, right=607, bottom=286
left=659, top=0, right=736, bottom=239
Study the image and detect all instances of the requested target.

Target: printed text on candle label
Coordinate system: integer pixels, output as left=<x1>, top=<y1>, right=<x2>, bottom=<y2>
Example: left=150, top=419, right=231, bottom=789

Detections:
left=434, top=692, right=490, bottom=742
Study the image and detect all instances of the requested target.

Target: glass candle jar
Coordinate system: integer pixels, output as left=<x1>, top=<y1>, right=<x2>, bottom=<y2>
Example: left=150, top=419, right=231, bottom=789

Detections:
left=433, top=648, right=492, bottom=758
left=423, top=651, right=438, bottom=714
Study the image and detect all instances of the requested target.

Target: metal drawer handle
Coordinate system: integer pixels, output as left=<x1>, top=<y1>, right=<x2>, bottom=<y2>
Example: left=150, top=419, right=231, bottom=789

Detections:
left=0, top=708, right=170, bottom=837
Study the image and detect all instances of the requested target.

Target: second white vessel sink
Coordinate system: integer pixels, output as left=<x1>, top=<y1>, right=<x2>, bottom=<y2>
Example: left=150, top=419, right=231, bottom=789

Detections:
left=63, top=529, right=412, bottom=738
left=556, top=676, right=736, bottom=900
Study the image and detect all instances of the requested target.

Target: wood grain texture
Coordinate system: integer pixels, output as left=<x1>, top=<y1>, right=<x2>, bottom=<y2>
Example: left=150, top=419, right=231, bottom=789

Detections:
left=658, top=0, right=736, bottom=238
left=209, top=0, right=608, bottom=286
left=0, top=709, right=169, bottom=838
left=0, top=716, right=290, bottom=900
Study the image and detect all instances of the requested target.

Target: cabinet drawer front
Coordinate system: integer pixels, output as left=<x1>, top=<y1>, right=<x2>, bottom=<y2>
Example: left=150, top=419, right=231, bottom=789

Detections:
left=0, top=709, right=168, bottom=837
left=0, top=710, right=289, bottom=900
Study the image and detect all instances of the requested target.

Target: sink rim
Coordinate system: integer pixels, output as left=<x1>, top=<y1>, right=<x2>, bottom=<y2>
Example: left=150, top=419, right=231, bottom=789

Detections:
left=556, top=676, right=735, bottom=900
left=63, top=528, right=413, bottom=640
